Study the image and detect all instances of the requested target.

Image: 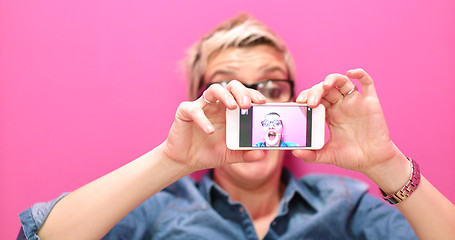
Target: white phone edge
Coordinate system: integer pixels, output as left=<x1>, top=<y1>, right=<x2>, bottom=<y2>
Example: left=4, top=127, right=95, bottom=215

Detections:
left=226, top=103, right=325, bottom=150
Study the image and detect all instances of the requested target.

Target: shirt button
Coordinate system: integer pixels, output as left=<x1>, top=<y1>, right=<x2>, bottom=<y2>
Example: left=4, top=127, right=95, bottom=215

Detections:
left=239, top=207, right=244, bottom=213
left=272, top=221, right=277, bottom=226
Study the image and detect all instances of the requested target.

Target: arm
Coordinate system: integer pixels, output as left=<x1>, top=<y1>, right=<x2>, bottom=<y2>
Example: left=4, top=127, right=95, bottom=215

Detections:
left=368, top=156, right=455, bottom=240
left=36, top=81, right=267, bottom=240
left=293, top=69, right=455, bottom=239
left=37, top=145, right=189, bottom=240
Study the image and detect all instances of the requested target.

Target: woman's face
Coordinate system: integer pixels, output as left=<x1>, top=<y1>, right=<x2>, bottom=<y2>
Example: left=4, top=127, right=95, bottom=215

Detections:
left=262, top=114, right=283, bottom=147
left=204, top=45, right=289, bottom=189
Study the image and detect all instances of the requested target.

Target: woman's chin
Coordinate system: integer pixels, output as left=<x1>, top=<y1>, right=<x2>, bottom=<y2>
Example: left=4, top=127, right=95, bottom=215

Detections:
left=233, top=160, right=275, bottom=176
left=265, top=139, right=280, bottom=147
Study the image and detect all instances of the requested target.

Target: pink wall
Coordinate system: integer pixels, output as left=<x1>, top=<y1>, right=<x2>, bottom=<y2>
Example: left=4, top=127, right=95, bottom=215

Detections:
left=1, top=0, right=454, bottom=238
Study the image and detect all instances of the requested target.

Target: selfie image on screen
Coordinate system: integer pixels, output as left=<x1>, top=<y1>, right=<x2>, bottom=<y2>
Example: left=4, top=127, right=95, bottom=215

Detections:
left=239, top=105, right=311, bottom=147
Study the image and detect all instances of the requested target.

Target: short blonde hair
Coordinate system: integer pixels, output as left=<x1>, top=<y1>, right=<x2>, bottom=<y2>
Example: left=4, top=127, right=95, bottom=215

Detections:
left=185, top=13, right=296, bottom=100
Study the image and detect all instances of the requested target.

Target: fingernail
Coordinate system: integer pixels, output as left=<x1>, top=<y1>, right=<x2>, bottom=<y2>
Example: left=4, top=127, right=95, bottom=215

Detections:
left=298, top=92, right=308, bottom=102
left=228, top=98, right=236, bottom=107
left=206, top=124, right=215, bottom=133
left=242, top=96, right=250, bottom=105
left=308, top=95, right=316, bottom=105
left=324, top=78, right=331, bottom=86
left=256, top=94, right=266, bottom=102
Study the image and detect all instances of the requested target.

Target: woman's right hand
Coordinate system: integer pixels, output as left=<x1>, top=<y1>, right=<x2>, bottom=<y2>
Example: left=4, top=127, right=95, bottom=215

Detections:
left=36, top=83, right=267, bottom=240
left=162, top=80, right=267, bottom=172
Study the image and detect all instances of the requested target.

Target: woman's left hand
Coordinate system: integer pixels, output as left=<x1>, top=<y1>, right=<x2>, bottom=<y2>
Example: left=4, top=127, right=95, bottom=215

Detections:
left=292, top=68, right=406, bottom=177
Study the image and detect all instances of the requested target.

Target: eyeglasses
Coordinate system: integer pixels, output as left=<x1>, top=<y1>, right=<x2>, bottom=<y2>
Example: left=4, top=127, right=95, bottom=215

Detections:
left=261, top=119, right=283, bottom=127
left=197, top=79, right=294, bottom=102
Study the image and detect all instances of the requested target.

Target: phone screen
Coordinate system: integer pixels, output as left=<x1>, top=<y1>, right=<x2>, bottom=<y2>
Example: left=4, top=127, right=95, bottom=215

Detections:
left=239, top=105, right=312, bottom=148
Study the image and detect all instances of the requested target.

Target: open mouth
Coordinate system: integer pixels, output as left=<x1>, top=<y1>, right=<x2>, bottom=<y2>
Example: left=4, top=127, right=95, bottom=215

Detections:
left=267, top=131, right=277, bottom=140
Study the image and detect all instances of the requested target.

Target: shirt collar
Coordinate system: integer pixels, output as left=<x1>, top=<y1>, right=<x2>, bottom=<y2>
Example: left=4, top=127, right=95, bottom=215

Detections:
left=199, top=168, right=317, bottom=211
left=280, top=167, right=318, bottom=212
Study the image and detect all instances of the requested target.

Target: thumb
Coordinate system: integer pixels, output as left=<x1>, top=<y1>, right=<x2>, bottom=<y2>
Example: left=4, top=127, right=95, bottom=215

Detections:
left=292, top=149, right=318, bottom=163
left=242, top=150, right=266, bottom=162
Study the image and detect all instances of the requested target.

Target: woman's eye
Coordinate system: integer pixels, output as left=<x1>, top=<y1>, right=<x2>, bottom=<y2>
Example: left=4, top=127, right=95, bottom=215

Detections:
left=264, top=88, right=282, bottom=99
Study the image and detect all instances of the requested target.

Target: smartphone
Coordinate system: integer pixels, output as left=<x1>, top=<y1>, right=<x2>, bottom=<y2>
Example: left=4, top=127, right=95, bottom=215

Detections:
left=226, top=103, right=325, bottom=150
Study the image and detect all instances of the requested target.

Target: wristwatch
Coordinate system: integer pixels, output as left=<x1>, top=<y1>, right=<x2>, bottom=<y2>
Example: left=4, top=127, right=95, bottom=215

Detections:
left=380, top=157, right=421, bottom=205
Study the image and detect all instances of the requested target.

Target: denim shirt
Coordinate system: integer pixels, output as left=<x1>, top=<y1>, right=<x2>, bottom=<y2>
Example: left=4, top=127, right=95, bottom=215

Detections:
left=18, top=169, right=417, bottom=239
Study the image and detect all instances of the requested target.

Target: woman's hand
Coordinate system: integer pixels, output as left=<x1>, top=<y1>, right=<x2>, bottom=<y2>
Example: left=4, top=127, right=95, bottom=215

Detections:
left=293, top=69, right=406, bottom=176
left=162, top=80, right=267, bottom=172
left=292, top=69, right=455, bottom=240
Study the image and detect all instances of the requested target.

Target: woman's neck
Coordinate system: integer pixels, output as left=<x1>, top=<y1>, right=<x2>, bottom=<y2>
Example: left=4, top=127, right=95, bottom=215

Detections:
left=213, top=167, right=284, bottom=219
left=213, top=167, right=285, bottom=239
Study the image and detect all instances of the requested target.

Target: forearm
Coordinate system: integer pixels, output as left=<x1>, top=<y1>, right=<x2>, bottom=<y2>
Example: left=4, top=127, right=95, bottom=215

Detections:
left=38, top=143, right=192, bottom=240
left=366, top=152, right=455, bottom=239
left=396, top=175, right=455, bottom=239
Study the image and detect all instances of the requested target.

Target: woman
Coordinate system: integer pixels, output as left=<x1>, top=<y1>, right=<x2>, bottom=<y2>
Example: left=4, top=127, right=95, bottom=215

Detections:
left=254, top=112, right=298, bottom=147
left=19, top=13, right=455, bottom=240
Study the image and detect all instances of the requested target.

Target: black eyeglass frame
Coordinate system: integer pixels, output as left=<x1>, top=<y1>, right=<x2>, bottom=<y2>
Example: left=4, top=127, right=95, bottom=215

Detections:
left=197, top=79, right=295, bottom=102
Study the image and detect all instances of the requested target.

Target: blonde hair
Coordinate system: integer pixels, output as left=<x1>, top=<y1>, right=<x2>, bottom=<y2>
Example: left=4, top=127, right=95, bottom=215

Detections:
left=185, top=13, right=296, bottom=100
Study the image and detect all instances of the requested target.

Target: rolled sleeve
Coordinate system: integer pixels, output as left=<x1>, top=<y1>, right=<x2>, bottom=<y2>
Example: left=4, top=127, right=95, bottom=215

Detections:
left=18, top=193, right=69, bottom=240
left=349, top=193, right=418, bottom=239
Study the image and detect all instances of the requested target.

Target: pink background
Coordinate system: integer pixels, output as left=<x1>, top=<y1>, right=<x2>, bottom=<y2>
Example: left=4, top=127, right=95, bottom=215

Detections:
left=252, top=105, right=307, bottom=146
left=1, top=0, right=454, bottom=238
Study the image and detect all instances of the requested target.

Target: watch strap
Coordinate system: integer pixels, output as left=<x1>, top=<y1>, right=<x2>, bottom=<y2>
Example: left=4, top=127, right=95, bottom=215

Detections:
left=380, top=157, right=421, bottom=205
